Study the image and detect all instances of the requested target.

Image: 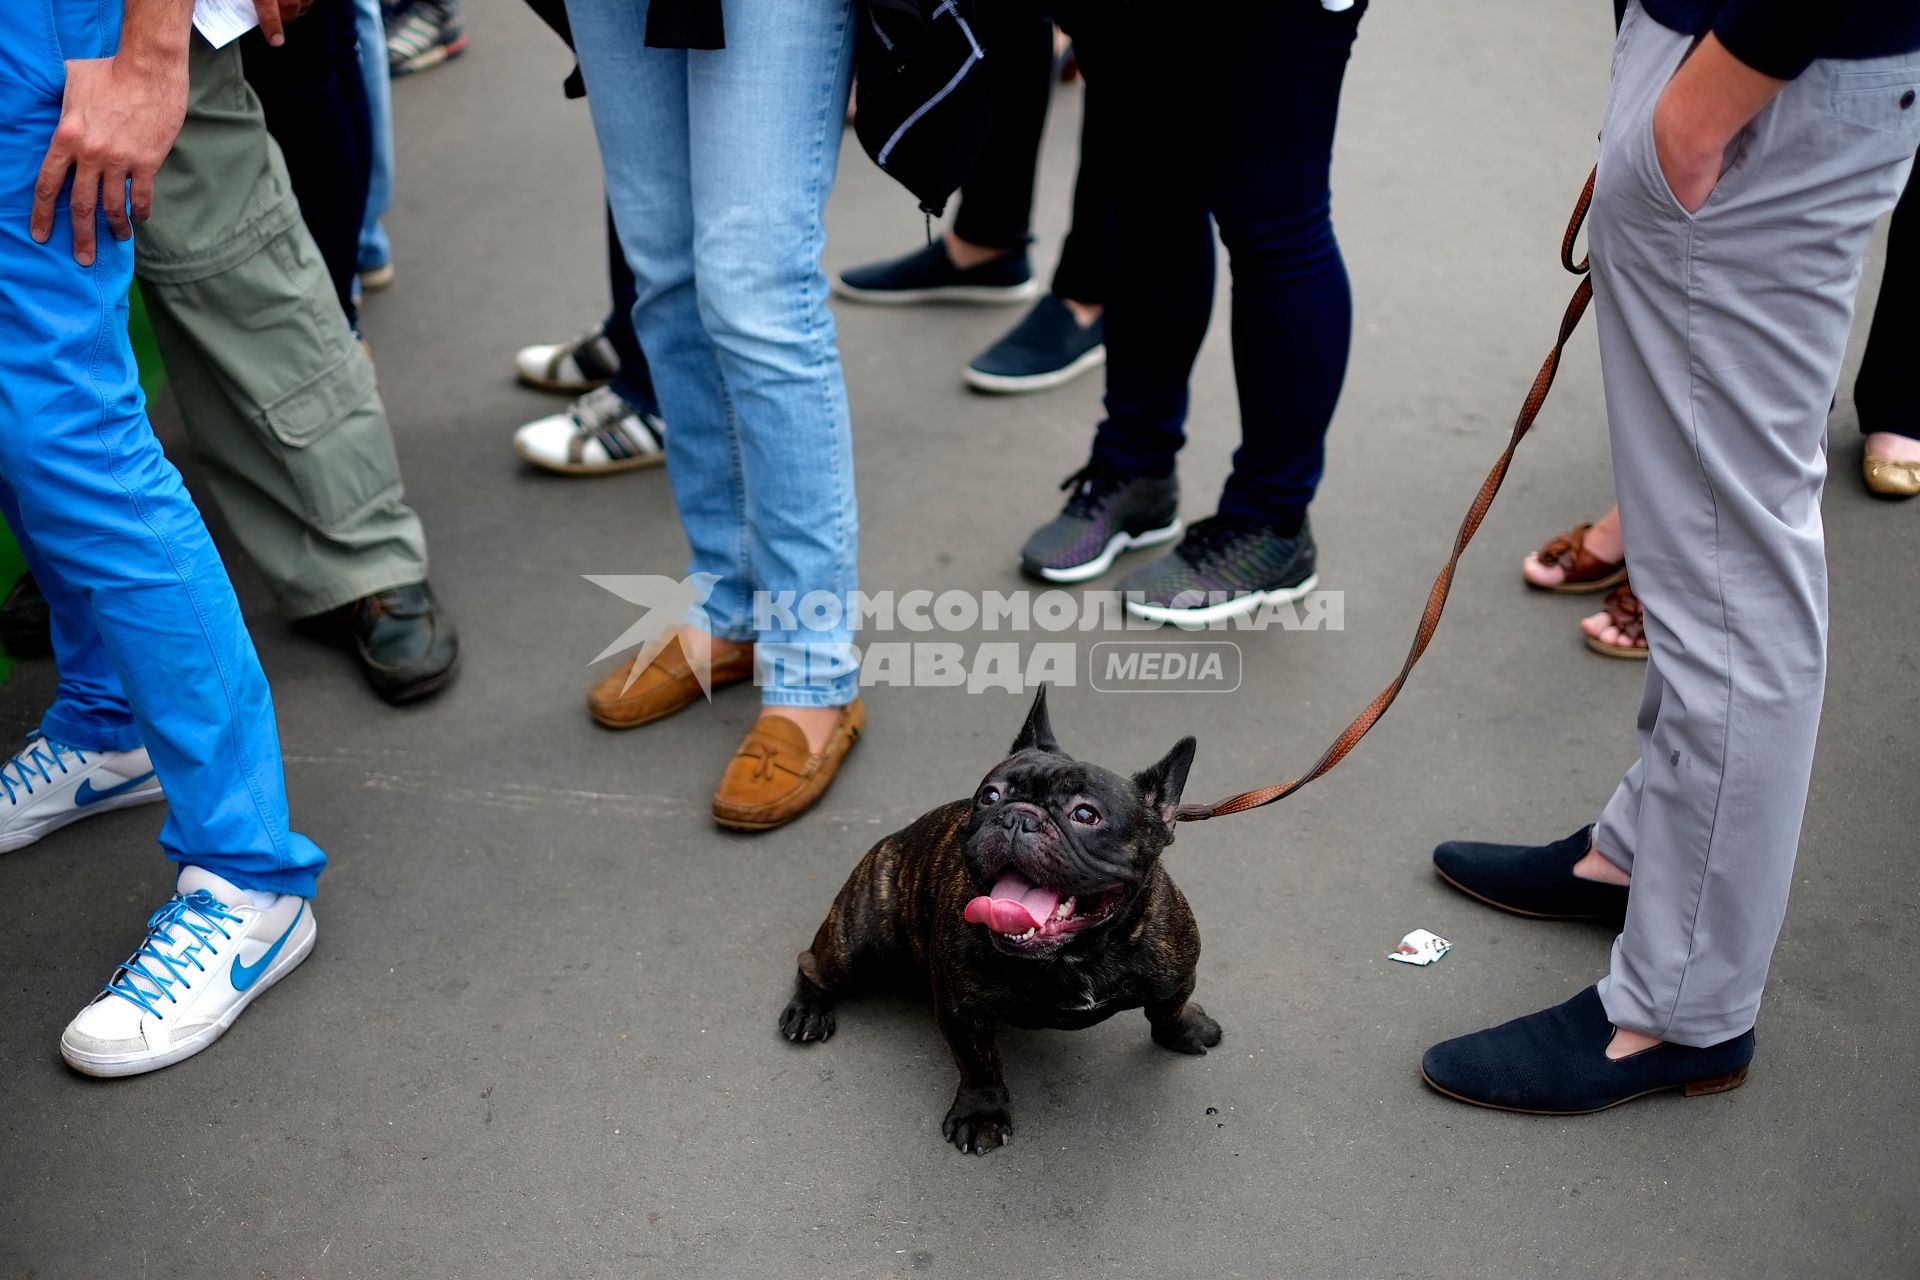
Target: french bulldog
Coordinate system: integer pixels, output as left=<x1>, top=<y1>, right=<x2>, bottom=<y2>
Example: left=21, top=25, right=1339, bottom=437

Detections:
left=778, top=686, right=1220, bottom=1154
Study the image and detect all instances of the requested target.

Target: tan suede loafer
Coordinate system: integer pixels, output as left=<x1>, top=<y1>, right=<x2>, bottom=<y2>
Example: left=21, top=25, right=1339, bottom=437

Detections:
left=588, top=633, right=755, bottom=729
left=1863, top=451, right=1920, bottom=498
left=712, top=699, right=865, bottom=831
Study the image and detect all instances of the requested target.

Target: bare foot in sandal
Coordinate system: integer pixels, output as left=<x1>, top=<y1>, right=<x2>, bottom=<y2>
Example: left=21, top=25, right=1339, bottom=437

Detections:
left=1523, top=505, right=1625, bottom=592
left=1580, top=580, right=1648, bottom=659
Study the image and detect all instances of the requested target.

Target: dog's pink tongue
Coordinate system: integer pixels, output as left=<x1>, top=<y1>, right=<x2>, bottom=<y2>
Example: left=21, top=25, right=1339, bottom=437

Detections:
left=962, top=871, right=1061, bottom=934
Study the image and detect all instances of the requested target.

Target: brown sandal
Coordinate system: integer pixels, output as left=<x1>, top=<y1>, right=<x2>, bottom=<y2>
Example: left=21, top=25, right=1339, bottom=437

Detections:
left=1584, top=581, right=1649, bottom=660
left=1526, top=522, right=1628, bottom=594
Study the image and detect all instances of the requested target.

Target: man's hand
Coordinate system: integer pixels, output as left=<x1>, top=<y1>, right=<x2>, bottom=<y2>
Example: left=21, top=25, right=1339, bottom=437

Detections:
left=29, top=0, right=194, bottom=269
left=253, top=0, right=318, bottom=48
left=1652, top=34, right=1788, bottom=214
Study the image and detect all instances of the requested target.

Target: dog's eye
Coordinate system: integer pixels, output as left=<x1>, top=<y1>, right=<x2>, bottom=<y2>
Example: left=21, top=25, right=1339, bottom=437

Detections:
left=1071, top=805, right=1100, bottom=825
left=980, top=786, right=1001, bottom=805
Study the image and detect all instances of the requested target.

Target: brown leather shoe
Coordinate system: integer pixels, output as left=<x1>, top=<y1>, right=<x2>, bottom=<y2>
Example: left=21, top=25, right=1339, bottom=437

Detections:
left=712, top=699, right=865, bottom=831
left=588, top=633, right=755, bottom=729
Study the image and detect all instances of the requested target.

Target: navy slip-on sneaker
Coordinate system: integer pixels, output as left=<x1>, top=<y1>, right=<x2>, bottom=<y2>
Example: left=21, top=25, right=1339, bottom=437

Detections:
left=964, top=294, right=1106, bottom=394
left=1421, top=986, right=1755, bottom=1114
left=832, top=241, right=1038, bottom=305
left=1433, top=827, right=1630, bottom=925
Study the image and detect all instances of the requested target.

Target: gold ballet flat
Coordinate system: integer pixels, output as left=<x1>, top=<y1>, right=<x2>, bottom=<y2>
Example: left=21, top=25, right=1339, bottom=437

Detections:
left=1863, top=452, right=1920, bottom=499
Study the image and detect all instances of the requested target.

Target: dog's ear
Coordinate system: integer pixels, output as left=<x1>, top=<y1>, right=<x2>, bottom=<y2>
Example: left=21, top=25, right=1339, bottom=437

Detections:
left=1010, top=684, right=1062, bottom=755
left=1134, top=737, right=1197, bottom=831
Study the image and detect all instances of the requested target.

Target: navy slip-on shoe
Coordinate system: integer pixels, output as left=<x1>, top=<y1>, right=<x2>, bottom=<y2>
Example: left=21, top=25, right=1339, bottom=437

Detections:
left=965, top=294, right=1106, bottom=393
left=1421, top=986, right=1755, bottom=1115
left=1433, top=826, right=1629, bottom=924
left=832, top=241, right=1038, bottom=305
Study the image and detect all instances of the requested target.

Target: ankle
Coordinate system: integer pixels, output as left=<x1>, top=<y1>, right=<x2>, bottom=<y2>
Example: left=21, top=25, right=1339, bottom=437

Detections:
left=944, top=233, right=1012, bottom=271
left=1061, top=296, right=1103, bottom=328
left=1571, top=843, right=1631, bottom=886
left=1584, top=507, right=1624, bottom=563
left=1605, top=1026, right=1662, bottom=1059
left=682, top=627, right=746, bottom=661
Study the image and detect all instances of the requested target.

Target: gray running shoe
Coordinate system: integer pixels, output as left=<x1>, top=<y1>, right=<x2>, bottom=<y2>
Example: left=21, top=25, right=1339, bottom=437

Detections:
left=1019, top=462, right=1181, bottom=583
left=1118, top=515, right=1318, bottom=625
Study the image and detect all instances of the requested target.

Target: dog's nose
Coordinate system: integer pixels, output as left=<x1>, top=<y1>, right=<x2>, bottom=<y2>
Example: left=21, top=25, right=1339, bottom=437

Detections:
left=999, top=804, right=1044, bottom=835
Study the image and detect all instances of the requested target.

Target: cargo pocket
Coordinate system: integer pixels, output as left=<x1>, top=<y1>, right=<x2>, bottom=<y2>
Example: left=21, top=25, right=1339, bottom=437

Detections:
left=152, top=223, right=404, bottom=537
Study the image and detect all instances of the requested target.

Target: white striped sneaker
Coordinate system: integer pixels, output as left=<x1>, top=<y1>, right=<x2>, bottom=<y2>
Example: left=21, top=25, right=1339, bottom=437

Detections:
left=513, top=324, right=621, bottom=393
left=385, top=0, right=466, bottom=78
left=512, top=386, right=667, bottom=476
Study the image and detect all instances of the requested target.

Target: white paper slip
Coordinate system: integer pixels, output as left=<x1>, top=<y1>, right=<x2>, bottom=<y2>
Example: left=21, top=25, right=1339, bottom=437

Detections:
left=1388, top=928, right=1452, bottom=967
left=194, top=0, right=260, bottom=49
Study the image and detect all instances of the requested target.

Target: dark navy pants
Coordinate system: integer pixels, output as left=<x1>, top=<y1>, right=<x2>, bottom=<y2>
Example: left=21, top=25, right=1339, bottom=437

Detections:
left=1057, top=0, right=1366, bottom=530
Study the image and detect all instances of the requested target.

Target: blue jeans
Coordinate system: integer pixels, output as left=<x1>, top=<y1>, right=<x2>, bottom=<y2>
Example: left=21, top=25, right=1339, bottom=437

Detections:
left=0, top=1, right=326, bottom=896
left=565, top=0, right=860, bottom=707
left=353, top=0, right=394, bottom=272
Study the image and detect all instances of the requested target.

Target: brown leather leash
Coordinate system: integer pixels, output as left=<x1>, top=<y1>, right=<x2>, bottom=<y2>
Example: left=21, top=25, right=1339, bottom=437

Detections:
left=1175, top=168, right=1598, bottom=824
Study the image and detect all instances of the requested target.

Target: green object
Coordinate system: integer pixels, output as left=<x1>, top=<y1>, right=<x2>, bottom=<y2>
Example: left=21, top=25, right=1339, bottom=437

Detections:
left=133, top=34, right=425, bottom=618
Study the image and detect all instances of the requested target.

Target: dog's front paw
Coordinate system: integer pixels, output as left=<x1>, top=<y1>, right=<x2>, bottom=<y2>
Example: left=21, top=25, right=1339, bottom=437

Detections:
left=1151, top=1002, right=1223, bottom=1055
left=942, top=1086, right=1014, bottom=1155
left=778, top=994, right=837, bottom=1044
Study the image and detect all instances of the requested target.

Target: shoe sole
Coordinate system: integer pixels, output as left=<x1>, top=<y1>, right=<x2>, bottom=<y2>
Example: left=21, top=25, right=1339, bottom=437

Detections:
left=1419, top=1064, right=1750, bottom=1116
left=513, top=436, right=667, bottom=477
left=1027, top=520, right=1184, bottom=585
left=830, top=278, right=1042, bottom=306
left=390, top=33, right=467, bottom=77
left=1124, top=573, right=1321, bottom=627
left=372, top=654, right=460, bottom=706
left=60, top=916, right=316, bottom=1078
left=1525, top=566, right=1627, bottom=595
left=1583, top=634, right=1649, bottom=660
left=964, top=344, right=1107, bottom=395
left=1431, top=865, right=1625, bottom=924
left=359, top=264, right=397, bottom=292
left=515, top=369, right=613, bottom=394
left=0, top=785, right=166, bottom=854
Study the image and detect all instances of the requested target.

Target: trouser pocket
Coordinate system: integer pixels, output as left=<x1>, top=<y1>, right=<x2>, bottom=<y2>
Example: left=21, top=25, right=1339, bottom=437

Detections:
left=145, top=224, right=402, bottom=535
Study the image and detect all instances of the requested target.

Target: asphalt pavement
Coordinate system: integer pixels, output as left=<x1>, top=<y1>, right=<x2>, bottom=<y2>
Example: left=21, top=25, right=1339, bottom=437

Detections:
left=3, top=2, right=1917, bottom=1276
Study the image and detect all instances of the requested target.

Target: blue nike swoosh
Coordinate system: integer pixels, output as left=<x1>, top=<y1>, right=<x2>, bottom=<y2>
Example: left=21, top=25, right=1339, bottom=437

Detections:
left=73, top=772, right=158, bottom=808
left=230, top=902, right=306, bottom=992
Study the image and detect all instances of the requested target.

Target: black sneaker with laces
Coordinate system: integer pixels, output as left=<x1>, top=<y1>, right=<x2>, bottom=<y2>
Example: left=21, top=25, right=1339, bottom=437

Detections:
left=832, top=240, right=1038, bottom=305
left=1117, top=514, right=1319, bottom=625
left=965, top=294, right=1106, bottom=394
left=1018, top=461, right=1181, bottom=583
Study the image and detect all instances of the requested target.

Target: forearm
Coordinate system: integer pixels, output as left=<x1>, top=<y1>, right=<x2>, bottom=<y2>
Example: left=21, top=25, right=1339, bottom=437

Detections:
left=116, top=0, right=198, bottom=74
left=1661, top=34, right=1788, bottom=147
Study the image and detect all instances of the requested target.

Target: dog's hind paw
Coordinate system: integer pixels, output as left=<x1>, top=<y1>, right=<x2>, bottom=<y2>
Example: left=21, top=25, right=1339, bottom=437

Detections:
left=942, top=1087, right=1014, bottom=1155
left=1150, top=1002, right=1223, bottom=1056
left=779, top=996, right=837, bottom=1044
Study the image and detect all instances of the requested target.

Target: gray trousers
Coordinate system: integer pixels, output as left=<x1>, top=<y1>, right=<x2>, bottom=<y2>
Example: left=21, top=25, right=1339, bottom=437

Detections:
left=134, top=35, right=428, bottom=619
left=1590, top=4, right=1918, bottom=1046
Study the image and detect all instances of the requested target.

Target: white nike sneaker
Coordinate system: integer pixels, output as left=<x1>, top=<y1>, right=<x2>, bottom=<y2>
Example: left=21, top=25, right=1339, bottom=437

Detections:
left=60, top=866, right=317, bottom=1078
left=0, top=735, right=164, bottom=854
